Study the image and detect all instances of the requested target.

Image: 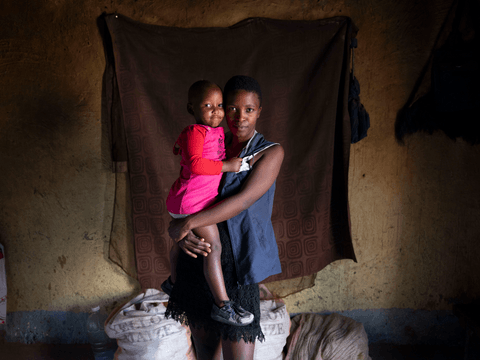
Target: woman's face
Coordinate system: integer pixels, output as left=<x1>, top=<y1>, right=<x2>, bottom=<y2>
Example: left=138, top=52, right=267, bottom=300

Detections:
left=225, top=90, right=262, bottom=143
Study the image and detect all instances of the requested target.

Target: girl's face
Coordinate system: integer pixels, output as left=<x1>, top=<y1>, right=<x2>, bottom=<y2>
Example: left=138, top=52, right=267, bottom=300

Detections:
left=190, top=87, right=224, bottom=128
left=225, top=90, right=262, bottom=143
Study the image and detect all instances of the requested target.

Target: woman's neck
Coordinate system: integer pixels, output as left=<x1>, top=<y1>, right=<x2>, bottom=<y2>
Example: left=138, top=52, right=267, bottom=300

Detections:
left=226, top=133, right=254, bottom=158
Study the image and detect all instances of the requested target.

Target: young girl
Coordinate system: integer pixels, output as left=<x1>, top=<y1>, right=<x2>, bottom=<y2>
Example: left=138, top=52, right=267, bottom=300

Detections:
left=164, top=80, right=254, bottom=326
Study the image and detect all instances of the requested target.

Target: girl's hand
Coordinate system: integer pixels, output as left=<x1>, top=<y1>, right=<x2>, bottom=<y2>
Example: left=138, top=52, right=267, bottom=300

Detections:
left=222, top=157, right=243, bottom=172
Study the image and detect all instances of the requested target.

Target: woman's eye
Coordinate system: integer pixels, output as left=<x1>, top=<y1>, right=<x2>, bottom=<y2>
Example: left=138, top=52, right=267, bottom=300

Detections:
left=246, top=108, right=254, bottom=113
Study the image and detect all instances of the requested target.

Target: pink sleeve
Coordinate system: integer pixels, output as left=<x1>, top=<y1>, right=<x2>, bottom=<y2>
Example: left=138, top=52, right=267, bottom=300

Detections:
left=184, top=126, right=223, bottom=175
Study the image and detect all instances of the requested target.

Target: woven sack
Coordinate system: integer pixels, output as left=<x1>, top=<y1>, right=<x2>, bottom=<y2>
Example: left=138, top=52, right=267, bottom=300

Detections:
left=285, top=313, right=371, bottom=360
left=253, top=300, right=290, bottom=360
left=105, top=289, right=195, bottom=360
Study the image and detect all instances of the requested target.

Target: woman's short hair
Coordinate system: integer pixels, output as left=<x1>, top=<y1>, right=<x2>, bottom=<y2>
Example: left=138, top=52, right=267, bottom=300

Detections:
left=224, top=75, right=262, bottom=105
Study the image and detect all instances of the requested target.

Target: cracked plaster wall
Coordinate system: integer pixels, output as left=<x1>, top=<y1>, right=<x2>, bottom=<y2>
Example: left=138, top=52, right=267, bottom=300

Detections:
left=1, top=0, right=479, bottom=325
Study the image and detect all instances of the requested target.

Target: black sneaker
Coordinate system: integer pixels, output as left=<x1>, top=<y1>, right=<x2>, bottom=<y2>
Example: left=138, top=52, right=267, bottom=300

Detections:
left=161, top=276, right=174, bottom=296
left=211, top=301, right=254, bottom=326
left=230, top=301, right=249, bottom=316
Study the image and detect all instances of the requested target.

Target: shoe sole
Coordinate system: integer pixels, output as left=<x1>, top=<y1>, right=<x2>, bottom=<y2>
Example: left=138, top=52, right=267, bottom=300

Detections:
left=211, top=315, right=254, bottom=326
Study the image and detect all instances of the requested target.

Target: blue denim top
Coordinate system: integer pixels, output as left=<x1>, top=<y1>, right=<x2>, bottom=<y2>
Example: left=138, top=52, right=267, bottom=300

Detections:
left=220, top=131, right=282, bottom=285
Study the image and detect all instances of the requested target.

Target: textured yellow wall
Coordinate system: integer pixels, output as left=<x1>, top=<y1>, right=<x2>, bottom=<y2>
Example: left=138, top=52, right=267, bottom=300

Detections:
left=1, top=0, right=479, bottom=316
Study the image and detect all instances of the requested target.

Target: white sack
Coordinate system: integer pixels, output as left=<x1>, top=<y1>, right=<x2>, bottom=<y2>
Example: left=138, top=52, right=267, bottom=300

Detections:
left=105, top=289, right=195, bottom=360
left=219, top=299, right=290, bottom=360
left=284, top=313, right=371, bottom=360
left=253, top=300, right=291, bottom=360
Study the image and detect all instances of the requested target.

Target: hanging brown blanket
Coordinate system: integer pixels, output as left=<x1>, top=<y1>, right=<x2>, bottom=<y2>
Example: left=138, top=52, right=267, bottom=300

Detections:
left=100, top=14, right=357, bottom=290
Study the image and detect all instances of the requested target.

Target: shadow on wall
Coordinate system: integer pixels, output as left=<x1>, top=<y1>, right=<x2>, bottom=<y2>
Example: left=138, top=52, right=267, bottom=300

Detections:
left=4, top=90, right=81, bottom=160
left=0, top=79, right=86, bottom=241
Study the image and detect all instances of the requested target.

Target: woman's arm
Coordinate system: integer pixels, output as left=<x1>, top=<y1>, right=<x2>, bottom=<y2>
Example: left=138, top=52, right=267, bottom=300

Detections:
left=169, top=144, right=284, bottom=243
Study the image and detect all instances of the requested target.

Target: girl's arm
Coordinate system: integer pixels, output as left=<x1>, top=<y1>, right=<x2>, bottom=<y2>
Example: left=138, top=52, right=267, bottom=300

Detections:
left=185, top=125, right=243, bottom=174
left=169, top=144, right=284, bottom=247
left=186, top=126, right=223, bottom=175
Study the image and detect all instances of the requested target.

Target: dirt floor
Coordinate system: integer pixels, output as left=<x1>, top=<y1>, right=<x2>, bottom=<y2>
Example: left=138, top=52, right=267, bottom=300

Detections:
left=0, top=343, right=468, bottom=360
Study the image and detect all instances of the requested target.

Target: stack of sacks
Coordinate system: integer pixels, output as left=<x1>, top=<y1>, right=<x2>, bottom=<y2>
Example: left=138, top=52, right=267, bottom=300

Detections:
left=105, top=289, right=195, bottom=360
left=284, top=313, right=371, bottom=360
left=105, top=288, right=292, bottom=360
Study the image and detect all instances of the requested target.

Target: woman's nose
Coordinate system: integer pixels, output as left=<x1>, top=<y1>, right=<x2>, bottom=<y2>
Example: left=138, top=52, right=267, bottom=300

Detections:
left=238, top=109, right=247, bottom=120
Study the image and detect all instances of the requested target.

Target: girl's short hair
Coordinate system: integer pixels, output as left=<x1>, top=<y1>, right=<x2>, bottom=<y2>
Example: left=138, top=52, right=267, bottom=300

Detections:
left=188, top=80, right=220, bottom=103
left=224, top=75, right=262, bottom=105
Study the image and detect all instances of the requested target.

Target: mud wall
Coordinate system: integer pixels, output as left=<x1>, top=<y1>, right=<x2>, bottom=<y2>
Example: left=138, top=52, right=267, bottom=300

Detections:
left=1, top=0, right=479, bottom=344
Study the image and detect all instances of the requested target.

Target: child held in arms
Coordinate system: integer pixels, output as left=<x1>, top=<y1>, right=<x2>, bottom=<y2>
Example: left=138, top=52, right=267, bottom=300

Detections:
left=163, top=80, right=254, bottom=326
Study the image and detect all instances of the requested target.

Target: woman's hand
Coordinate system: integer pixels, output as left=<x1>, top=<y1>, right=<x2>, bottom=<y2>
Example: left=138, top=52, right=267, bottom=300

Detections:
left=168, top=217, right=190, bottom=243
left=169, top=218, right=211, bottom=258
left=177, top=233, right=211, bottom=258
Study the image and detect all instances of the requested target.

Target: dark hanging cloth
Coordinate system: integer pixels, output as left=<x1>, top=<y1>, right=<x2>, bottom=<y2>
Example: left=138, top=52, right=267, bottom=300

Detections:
left=395, top=0, right=480, bottom=144
left=348, top=39, right=370, bottom=144
left=100, top=14, right=357, bottom=290
left=349, top=76, right=370, bottom=143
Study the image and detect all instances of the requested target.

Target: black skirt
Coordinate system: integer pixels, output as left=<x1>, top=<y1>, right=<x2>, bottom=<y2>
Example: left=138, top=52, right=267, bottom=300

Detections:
left=165, top=221, right=264, bottom=343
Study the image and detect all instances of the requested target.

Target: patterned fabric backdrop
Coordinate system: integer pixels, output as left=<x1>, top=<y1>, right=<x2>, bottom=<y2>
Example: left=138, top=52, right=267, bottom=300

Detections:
left=101, top=14, right=357, bottom=290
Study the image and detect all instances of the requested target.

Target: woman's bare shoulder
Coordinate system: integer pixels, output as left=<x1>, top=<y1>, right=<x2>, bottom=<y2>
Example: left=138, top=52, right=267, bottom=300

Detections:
left=263, top=143, right=284, bottom=158
left=253, top=143, right=284, bottom=166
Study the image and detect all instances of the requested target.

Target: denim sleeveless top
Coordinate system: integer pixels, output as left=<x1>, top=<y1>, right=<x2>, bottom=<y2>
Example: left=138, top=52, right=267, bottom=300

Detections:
left=220, top=131, right=282, bottom=285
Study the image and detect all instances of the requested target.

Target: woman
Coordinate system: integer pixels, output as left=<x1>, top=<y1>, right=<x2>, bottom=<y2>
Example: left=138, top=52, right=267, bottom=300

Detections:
left=166, top=75, right=284, bottom=360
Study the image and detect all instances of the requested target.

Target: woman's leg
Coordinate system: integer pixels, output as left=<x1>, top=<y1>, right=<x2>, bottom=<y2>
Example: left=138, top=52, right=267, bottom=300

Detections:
left=169, top=241, right=180, bottom=283
left=190, top=326, right=222, bottom=360
left=193, top=225, right=229, bottom=307
left=222, top=338, right=255, bottom=360
left=190, top=326, right=255, bottom=360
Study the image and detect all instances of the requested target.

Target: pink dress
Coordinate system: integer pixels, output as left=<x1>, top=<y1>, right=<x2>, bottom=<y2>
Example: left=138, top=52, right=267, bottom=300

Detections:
left=166, top=124, right=226, bottom=215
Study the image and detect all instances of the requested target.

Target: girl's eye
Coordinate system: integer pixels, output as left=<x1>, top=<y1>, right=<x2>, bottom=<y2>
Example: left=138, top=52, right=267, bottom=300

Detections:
left=219, top=104, right=223, bottom=108
left=205, top=104, right=212, bottom=108
left=228, top=106, right=236, bottom=111
left=246, top=108, right=254, bottom=113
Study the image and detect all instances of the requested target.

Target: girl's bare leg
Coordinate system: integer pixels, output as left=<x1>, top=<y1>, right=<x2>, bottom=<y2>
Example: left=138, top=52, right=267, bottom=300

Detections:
left=193, top=225, right=229, bottom=307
